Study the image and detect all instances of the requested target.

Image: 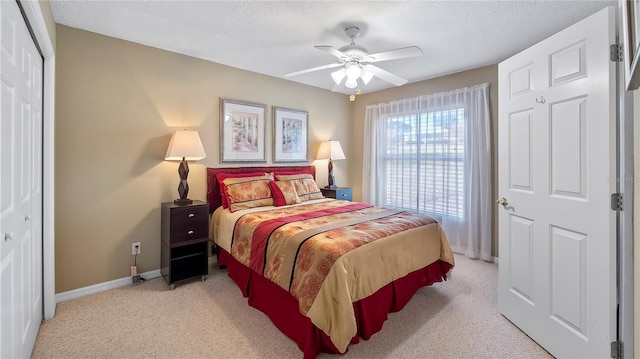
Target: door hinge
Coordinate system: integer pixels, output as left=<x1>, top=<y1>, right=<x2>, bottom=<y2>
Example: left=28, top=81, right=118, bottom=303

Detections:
left=610, top=44, right=623, bottom=62
left=611, top=341, right=623, bottom=359
left=610, top=193, right=623, bottom=211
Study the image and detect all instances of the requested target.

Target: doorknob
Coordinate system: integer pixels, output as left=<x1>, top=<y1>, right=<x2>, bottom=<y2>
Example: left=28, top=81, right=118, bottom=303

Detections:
left=25, top=215, right=31, bottom=222
left=496, top=197, right=509, bottom=206
left=4, top=233, right=13, bottom=242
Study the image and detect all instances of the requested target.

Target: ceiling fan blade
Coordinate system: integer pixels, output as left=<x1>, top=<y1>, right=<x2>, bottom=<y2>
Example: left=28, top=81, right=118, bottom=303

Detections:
left=314, top=45, right=347, bottom=59
left=362, top=46, right=423, bottom=63
left=284, top=62, right=343, bottom=77
left=363, top=64, right=408, bottom=86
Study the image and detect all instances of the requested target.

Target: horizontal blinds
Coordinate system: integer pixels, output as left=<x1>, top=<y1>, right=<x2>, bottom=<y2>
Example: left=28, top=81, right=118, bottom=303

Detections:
left=381, top=108, right=464, bottom=219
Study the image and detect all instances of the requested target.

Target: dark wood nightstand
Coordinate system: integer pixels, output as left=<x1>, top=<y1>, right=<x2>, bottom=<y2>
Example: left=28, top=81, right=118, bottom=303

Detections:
left=320, top=187, right=352, bottom=201
left=161, top=200, right=209, bottom=290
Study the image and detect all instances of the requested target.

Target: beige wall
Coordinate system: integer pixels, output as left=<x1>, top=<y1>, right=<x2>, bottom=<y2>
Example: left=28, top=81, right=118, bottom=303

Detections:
left=55, top=25, right=351, bottom=293
left=349, top=65, right=499, bottom=256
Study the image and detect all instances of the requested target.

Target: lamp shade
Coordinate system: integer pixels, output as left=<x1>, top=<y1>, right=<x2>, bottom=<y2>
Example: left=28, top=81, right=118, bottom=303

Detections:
left=165, top=130, right=206, bottom=161
left=317, top=140, right=346, bottom=160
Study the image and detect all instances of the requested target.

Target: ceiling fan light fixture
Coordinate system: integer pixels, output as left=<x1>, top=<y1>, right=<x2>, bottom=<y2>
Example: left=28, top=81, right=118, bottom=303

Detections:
left=360, top=70, right=374, bottom=85
left=285, top=25, right=420, bottom=91
left=346, top=63, right=361, bottom=79
left=331, top=68, right=346, bottom=85
left=344, top=78, right=358, bottom=89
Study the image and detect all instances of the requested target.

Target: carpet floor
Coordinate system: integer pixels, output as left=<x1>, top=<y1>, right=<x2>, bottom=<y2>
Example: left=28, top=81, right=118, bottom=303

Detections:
left=32, top=254, right=553, bottom=358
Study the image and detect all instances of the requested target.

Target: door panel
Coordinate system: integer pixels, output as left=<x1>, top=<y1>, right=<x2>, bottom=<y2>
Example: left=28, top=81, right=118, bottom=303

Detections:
left=550, top=41, right=586, bottom=85
left=0, top=255, right=14, bottom=359
left=549, top=225, right=587, bottom=337
left=509, top=111, right=534, bottom=192
left=509, top=215, right=535, bottom=304
left=508, top=64, right=534, bottom=97
left=498, top=7, right=615, bottom=358
left=550, top=97, right=587, bottom=199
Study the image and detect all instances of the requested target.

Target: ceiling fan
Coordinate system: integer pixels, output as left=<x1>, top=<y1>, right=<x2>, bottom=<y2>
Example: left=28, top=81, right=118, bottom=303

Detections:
left=284, top=26, right=423, bottom=90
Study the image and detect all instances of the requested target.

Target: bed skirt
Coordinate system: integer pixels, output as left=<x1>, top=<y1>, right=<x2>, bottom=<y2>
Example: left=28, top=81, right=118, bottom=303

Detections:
left=216, top=248, right=452, bottom=358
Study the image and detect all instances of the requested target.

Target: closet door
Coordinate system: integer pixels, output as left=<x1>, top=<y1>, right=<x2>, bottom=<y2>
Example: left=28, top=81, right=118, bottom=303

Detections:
left=0, top=1, right=44, bottom=357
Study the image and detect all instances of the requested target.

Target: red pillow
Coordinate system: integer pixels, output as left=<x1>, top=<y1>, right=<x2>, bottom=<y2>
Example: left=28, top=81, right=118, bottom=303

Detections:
left=216, top=172, right=265, bottom=208
left=268, top=180, right=301, bottom=207
left=269, top=181, right=286, bottom=207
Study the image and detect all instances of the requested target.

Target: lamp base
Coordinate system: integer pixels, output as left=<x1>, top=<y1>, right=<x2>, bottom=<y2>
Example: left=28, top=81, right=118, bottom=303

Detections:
left=173, top=198, right=193, bottom=206
left=324, top=185, right=337, bottom=189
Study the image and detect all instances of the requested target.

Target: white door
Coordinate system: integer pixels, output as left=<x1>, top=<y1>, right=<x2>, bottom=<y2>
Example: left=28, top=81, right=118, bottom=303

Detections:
left=0, top=1, right=44, bottom=358
left=498, top=7, right=615, bottom=359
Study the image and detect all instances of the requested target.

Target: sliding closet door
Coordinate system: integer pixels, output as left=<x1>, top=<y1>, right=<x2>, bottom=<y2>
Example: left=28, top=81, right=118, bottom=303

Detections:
left=0, top=0, right=44, bottom=357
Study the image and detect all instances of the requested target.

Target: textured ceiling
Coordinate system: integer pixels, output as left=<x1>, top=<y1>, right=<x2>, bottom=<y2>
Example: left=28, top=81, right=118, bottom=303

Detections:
left=50, top=0, right=616, bottom=95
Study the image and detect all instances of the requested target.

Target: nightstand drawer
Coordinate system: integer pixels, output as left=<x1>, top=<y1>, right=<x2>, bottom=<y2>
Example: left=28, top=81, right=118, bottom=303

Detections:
left=170, top=223, right=208, bottom=243
left=169, top=205, right=208, bottom=243
left=320, top=187, right=352, bottom=201
left=335, top=189, right=352, bottom=200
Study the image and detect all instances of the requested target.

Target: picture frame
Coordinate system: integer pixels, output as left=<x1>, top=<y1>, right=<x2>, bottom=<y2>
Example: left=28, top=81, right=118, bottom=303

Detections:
left=273, top=107, right=308, bottom=162
left=220, top=98, right=267, bottom=162
left=622, top=0, right=640, bottom=90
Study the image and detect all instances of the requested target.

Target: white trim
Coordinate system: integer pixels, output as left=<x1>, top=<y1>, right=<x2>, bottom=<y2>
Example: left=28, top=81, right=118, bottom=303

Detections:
left=618, top=3, right=635, bottom=354
left=56, top=269, right=162, bottom=303
left=19, top=1, right=56, bottom=320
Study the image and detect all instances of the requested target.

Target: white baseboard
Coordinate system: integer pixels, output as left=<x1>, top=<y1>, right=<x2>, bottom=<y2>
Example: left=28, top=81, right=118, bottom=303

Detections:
left=55, top=269, right=162, bottom=303
left=450, top=246, right=499, bottom=263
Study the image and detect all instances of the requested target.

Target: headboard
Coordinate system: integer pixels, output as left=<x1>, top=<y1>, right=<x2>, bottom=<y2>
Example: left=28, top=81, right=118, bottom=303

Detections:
left=206, top=165, right=316, bottom=213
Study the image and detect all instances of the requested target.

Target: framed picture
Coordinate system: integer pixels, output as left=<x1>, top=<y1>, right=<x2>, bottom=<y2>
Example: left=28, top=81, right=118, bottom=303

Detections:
left=622, top=0, right=640, bottom=90
left=273, top=107, right=308, bottom=162
left=220, top=98, right=267, bottom=162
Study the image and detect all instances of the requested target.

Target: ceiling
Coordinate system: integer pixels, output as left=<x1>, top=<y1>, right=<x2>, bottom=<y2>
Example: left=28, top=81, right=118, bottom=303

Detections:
left=50, top=1, right=616, bottom=95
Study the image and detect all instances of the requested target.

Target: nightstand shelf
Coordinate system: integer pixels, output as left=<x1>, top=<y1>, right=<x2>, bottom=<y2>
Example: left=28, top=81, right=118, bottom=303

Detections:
left=161, top=201, right=209, bottom=290
left=320, top=187, right=352, bottom=201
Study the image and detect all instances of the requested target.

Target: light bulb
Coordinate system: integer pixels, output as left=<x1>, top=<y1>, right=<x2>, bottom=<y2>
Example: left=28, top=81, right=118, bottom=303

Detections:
left=346, top=63, right=361, bottom=79
left=344, top=78, right=358, bottom=89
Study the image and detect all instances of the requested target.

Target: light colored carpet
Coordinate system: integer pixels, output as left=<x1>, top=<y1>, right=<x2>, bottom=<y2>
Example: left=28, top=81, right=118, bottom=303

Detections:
left=32, top=254, right=553, bottom=358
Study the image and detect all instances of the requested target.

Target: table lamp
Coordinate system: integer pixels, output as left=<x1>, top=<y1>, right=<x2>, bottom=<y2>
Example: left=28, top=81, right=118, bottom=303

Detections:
left=165, top=130, right=206, bottom=205
left=317, top=140, right=345, bottom=189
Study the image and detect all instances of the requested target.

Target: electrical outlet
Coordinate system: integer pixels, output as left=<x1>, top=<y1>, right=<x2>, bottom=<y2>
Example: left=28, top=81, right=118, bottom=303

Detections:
left=132, top=242, right=141, bottom=255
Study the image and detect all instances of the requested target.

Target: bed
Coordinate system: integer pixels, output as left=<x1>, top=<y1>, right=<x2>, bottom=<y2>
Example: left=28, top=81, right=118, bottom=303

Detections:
left=207, top=165, right=454, bottom=358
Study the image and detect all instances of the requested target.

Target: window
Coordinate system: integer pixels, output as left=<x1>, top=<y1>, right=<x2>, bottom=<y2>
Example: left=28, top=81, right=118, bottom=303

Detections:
left=363, top=83, right=491, bottom=259
left=380, top=108, right=465, bottom=219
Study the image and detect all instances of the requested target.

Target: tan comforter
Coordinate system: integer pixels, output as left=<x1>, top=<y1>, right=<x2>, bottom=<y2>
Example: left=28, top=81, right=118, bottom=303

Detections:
left=211, top=199, right=454, bottom=353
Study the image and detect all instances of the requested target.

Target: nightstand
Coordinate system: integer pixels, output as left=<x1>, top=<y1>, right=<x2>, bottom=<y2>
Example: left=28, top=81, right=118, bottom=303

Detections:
left=161, top=200, right=209, bottom=290
left=320, top=187, right=352, bottom=201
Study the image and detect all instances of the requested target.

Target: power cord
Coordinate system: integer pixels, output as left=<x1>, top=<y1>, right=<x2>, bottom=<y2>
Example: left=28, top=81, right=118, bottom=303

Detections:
left=136, top=250, right=145, bottom=282
left=132, top=245, right=144, bottom=283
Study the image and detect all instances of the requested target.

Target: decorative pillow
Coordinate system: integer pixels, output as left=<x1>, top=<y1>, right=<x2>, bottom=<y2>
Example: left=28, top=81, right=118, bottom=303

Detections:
left=222, top=173, right=274, bottom=212
left=269, top=180, right=301, bottom=207
left=216, top=172, right=266, bottom=208
left=274, top=173, right=323, bottom=202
